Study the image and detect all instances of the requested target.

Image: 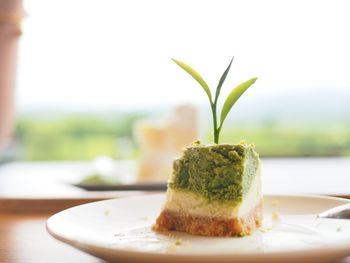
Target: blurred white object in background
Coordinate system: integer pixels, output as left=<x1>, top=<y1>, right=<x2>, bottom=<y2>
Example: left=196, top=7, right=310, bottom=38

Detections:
left=135, top=104, right=198, bottom=182
left=93, top=156, right=115, bottom=177
left=0, top=0, right=24, bottom=155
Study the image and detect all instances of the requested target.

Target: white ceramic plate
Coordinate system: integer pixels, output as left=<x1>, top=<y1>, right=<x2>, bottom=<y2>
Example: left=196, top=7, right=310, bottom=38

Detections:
left=47, top=194, right=350, bottom=263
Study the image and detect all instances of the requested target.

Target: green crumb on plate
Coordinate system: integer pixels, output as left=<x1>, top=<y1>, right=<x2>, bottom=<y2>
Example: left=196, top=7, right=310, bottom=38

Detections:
left=175, top=239, right=182, bottom=245
left=80, top=174, right=117, bottom=185
left=259, top=227, right=272, bottom=233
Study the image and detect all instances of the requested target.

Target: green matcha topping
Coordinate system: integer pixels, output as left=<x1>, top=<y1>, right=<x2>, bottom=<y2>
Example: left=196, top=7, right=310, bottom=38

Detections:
left=169, top=141, right=260, bottom=202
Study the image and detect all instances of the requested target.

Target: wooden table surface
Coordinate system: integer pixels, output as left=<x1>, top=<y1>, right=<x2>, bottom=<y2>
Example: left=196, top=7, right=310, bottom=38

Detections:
left=0, top=213, right=102, bottom=263
left=1, top=159, right=350, bottom=263
left=0, top=161, right=145, bottom=263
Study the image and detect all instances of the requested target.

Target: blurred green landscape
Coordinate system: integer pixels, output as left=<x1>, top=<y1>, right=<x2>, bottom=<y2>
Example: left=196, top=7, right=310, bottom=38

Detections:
left=12, top=112, right=350, bottom=160
left=219, top=124, right=350, bottom=157
left=14, top=113, right=142, bottom=160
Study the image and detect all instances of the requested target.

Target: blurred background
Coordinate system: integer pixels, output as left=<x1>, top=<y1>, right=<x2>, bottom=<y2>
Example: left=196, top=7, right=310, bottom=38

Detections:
left=4, top=0, right=350, bottom=162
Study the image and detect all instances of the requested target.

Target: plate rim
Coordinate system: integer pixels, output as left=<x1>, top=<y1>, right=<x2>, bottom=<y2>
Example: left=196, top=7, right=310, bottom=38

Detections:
left=46, top=193, right=350, bottom=262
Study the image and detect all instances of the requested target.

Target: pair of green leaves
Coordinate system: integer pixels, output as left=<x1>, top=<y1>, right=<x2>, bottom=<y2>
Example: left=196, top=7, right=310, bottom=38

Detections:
left=172, top=58, right=257, bottom=144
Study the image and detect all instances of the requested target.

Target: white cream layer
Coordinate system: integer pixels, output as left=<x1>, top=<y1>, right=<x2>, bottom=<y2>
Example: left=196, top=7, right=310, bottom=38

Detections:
left=163, top=172, right=262, bottom=219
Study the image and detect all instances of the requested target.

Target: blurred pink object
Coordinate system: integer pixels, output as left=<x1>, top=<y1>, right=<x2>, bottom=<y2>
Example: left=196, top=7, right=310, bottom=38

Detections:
left=0, top=0, right=24, bottom=153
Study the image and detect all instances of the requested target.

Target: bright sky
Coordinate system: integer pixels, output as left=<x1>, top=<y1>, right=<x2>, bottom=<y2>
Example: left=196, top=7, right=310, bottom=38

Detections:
left=17, top=0, right=350, bottom=112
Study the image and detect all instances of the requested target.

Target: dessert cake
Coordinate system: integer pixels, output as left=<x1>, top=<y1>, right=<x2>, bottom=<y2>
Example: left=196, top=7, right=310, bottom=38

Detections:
left=153, top=141, right=262, bottom=236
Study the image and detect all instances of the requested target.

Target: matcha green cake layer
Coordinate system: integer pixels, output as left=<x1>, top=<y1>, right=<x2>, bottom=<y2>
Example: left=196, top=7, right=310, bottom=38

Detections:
left=169, top=141, right=260, bottom=203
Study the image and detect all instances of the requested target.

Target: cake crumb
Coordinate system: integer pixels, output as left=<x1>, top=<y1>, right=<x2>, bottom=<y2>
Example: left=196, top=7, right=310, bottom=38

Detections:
left=271, top=211, right=280, bottom=221
left=271, top=199, right=280, bottom=207
left=336, top=227, right=342, bottom=232
left=104, top=209, right=110, bottom=216
left=141, top=216, right=149, bottom=221
left=259, top=227, right=272, bottom=233
left=175, top=239, right=182, bottom=246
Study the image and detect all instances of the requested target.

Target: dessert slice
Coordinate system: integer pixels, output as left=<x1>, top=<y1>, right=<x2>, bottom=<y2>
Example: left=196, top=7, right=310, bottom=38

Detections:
left=153, top=141, right=262, bottom=236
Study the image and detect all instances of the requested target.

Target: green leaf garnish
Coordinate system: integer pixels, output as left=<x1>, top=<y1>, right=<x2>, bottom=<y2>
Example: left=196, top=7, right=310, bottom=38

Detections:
left=214, top=57, right=234, bottom=105
left=219, top=77, right=257, bottom=129
left=172, top=58, right=212, bottom=102
left=172, top=57, right=257, bottom=144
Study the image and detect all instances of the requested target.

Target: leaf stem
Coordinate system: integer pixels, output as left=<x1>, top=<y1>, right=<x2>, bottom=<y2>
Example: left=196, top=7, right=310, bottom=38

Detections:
left=211, top=101, right=219, bottom=144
